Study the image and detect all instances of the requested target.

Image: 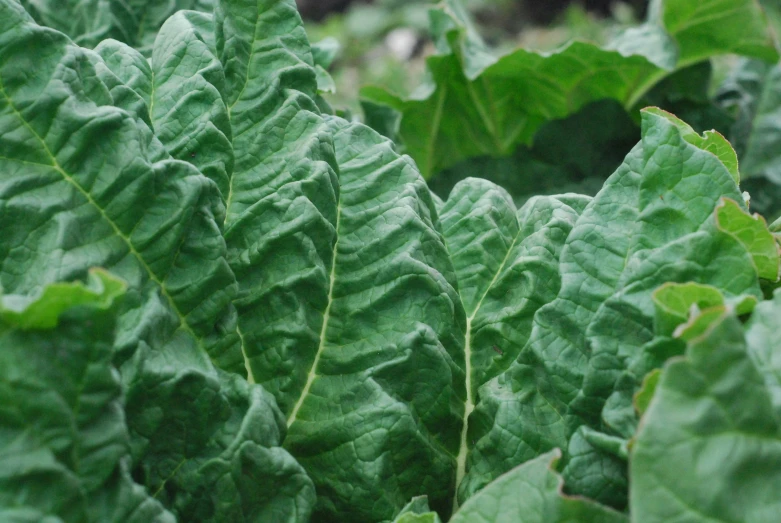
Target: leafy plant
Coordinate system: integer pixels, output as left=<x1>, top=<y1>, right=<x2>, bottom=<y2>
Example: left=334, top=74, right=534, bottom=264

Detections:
left=360, top=0, right=778, bottom=178
left=2, top=0, right=781, bottom=522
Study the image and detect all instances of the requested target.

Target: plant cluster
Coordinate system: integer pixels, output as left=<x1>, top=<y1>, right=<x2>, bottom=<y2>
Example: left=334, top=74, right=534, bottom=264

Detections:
left=2, top=0, right=781, bottom=522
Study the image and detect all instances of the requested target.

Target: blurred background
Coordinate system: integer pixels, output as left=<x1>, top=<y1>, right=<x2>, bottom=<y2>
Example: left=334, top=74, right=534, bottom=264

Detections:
left=295, top=0, right=649, bottom=113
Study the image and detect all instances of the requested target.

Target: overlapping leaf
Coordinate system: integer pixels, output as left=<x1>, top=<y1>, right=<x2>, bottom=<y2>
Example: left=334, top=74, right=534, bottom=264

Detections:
left=455, top=108, right=779, bottom=508
left=631, top=291, right=781, bottom=522
left=0, top=2, right=314, bottom=520
left=0, top=271, right=175, bottom=522
left=18, top=0, right=214, bottom=53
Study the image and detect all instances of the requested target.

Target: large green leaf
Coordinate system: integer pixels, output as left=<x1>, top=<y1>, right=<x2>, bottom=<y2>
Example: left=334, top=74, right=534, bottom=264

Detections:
left=0, top=271, right=175, bottom=522
left=282, top=116, right=465, bottom=521
left=19, top=0, right=214, bottom=53
left=457, top=108, right=777, bottom=509
left=214, top=0, right=340, bottom=407
left=0, top=1, right=315, bottom=520
left=450, top=450, right=626, bottom=523
left=361, top=0, right=778, bottom=177
left=631, top=291, right=781, bottom=522
left=437, top=179, right=590, bottom=510
left=95, top=11, right=234, bottom=203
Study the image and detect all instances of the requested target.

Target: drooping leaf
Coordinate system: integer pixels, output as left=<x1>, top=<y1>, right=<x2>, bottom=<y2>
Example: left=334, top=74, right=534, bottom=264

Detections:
left=361, top=0, right=778, bottom=177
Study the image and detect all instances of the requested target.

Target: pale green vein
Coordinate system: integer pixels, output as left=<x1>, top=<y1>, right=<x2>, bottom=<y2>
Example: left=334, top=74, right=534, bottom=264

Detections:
left=0, top=77, right=204, bottom=353
left=286, top=199, right=342, bottom=427
left=453, top=223, right=523, bottom=512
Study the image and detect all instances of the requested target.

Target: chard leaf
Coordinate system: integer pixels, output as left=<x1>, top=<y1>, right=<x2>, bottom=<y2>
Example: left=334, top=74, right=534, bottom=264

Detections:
left=18, top=0, right=214, bottom=53
left=631, top=292, right=781, bottom=522
left=214, top=0, right=339, bottom=406
left=361, top=0, right=778, bottom=177
left=437, top=179, right=589, bottom=508
left=459, top=108, right=774, bottom=509
left=282, top=116, right=465, bottom=521
left=0, top=1, right=314, bottom=520
left=0, top=274, right=174, bottom=522
left=191, top=2, right=466, bottom=519
left=449, top=450, right=627, bottom=523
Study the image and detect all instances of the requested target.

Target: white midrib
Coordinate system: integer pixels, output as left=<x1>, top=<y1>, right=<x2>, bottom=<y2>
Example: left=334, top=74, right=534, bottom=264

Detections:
left=287, top=202, right=342, bottom=428
left=237, top=324, right=255, bottom=383
left=452, top=229, right=521, bottom=513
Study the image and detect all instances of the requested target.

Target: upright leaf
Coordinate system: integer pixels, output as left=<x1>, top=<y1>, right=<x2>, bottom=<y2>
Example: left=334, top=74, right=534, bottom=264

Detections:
left=216, top=0, right=340, bottom=402
left=0, top=2, right=315, bottom=520
left=460, top=108, right=773, bottom=508
left=283, top=116, right=465, bottom=521
left=437, top=179, right=589, bottom=509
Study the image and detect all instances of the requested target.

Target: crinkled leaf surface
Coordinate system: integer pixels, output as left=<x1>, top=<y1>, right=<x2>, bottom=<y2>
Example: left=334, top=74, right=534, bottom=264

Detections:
left=282, top=115, right=465, bottom=521
left=361, top=0, right=778, bottom=177
left=0, top=1, right=315, bottom=520
left=19, top=0, right=214, bottom=53
left=437, top=178, right=589, bottom=509
left=631, top=292, right=781, bottom=522
left=0, top=272, right=174, bottom=522
left=457, top=108, right=775, bottom=509
left=449, top=450, right=627, bottom=523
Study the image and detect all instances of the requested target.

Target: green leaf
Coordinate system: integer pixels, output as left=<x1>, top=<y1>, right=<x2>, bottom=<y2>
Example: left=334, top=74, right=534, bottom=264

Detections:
left=652, top=281, right=758, bottom=336
left=633, top=368, right=661, bottom=416
left=449, top=450, right=627, bottom=523
left=437, top=178, right=589, bottom=508
left=0, top=2, right=315, bottom=520
left=643, top=107, right=740, bottom=184
left=215, top=0, right=340, bottom=399
left=714, top=197, right=780, bottom=281
left=631, top=294, right=781, bottom=522
left=283, top=116, right=465, bottom=521
left=0, top=277, right=174, bottom=522
left=19, top=0, right=214, bottom=53
left=461, top=108, right=768, bottom=509
left=392, top=497, right=443, bottom=523
left=0, top=269, right=125, bottom=329
left=361, top=0, right=777, bottom=177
